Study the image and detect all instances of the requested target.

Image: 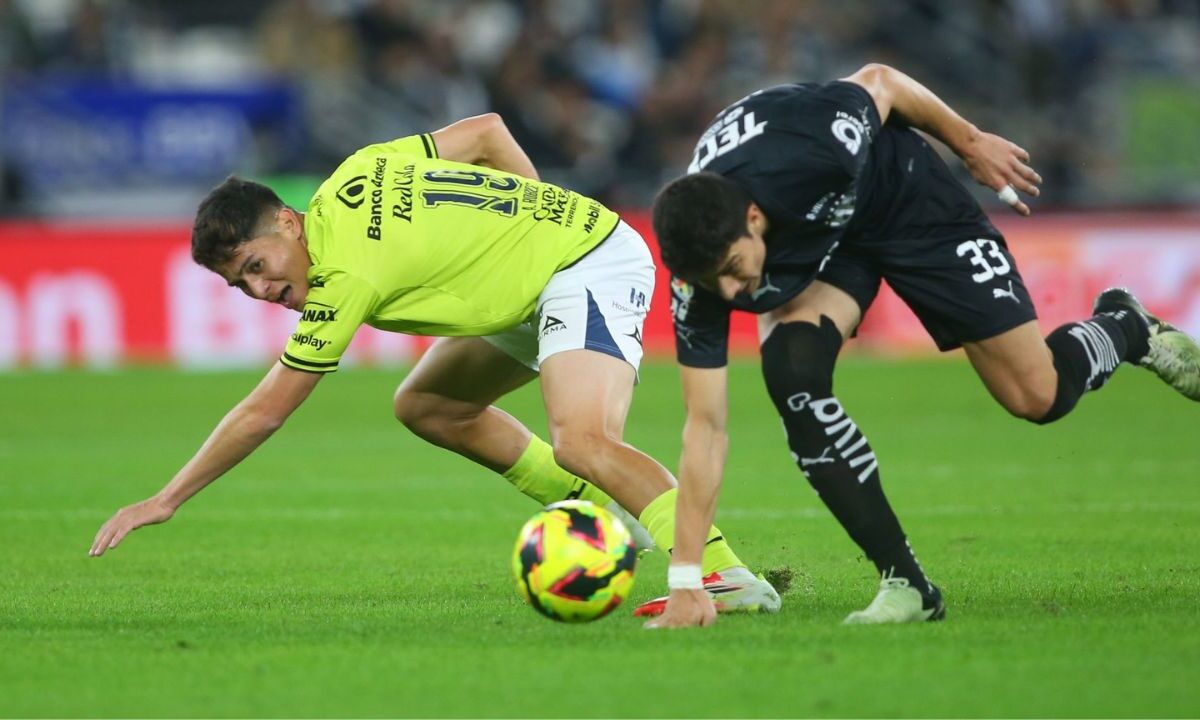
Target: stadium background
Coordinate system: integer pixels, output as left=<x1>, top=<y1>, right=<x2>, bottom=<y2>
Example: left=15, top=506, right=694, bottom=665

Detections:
left=2, top=0, right=1200, bottom=368
left=3, top=2, right=1200, bottom=718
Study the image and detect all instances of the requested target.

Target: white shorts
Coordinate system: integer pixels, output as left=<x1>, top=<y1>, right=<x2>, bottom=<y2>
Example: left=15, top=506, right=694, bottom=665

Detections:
left=484, top=220, right=655, bottom=374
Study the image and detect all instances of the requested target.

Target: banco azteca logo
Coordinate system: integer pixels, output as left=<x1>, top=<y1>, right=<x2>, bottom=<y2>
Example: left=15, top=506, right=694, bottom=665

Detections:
left=336, top=175, right=369, bottom=209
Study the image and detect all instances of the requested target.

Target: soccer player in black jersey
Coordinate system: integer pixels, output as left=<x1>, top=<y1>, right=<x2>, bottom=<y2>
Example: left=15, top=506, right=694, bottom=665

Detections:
left=645, top=63, right=1200, bottom=628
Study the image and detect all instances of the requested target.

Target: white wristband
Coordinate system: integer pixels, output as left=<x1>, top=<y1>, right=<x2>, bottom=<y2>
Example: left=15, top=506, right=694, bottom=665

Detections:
left=667, top=563, right=704, bottom=590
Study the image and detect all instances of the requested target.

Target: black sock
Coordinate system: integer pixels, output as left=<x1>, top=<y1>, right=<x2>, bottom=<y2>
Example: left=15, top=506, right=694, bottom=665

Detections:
left=798, top=426, right=933, bottom=595
left=1038, top=310, right=1149, bottom=424
left=761, top=319, right=934, bottom=596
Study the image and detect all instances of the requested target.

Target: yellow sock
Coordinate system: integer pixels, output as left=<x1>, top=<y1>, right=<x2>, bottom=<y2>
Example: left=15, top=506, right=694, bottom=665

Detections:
left=502, top=435, right=614, bottom=507
left=638, top=488, right=745, bottom=575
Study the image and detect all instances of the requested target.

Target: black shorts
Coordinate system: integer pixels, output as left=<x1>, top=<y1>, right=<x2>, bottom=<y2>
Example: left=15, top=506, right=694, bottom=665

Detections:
left=817, top=229, right=1038, bottom=351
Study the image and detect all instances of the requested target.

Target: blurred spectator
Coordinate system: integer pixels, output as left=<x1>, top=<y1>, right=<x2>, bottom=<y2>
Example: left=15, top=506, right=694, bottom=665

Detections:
left=0, top=0, right=39, bottom=215
left=45, top=0, right=130, bottom=74
left=0, top=0, right=41, bottom=74
left=2, top=0, right=1199, bottom=213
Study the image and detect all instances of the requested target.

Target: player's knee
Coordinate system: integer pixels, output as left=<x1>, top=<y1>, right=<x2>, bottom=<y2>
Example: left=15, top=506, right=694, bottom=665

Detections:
left=393, top=389, right=432, bottom=432
left=393, top=390, right=460, bottom=440
left=550, top=428, right=614, bottom=479
left=760, top=317, right=843, bottom=411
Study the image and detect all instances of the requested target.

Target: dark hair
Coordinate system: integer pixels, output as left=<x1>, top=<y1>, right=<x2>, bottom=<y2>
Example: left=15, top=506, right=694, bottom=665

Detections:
left=651, top=172, right=752, bottom=282
left=191, top=176, right=285, bottom=269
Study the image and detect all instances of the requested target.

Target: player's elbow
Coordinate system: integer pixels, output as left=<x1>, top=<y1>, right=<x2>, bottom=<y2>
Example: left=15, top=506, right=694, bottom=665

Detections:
left=856, top=62, right=894, bottom=79
left=254, top=411, right=287, bottom=436
left=473, top=112, right=505, bottom=134
left=852, top=63, right=897, bottom=88
left=237, top=403, right=288, bottom=436
left=846, top=63, right=897, bottom=115
left=466, top=113, right=508, bottom=153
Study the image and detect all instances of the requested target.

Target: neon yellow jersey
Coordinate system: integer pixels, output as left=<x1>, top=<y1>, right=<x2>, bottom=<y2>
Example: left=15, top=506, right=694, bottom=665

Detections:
left=280, top=133, right=620, bottom=373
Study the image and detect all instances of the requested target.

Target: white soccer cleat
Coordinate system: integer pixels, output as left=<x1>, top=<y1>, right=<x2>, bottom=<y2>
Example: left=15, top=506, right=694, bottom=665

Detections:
left=605, top=501, right=656, bottom=552
left=843, top=574, right=946, bottom=625
left=632, top=566, right=782, bottom=617
left=1094, top=287, right=1200, bottom=401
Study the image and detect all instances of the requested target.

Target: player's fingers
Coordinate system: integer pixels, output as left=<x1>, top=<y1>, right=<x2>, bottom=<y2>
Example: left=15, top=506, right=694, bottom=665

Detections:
left=91, top=533, right=113, bottom=556
left=1010, top=163, right=1041, bottom=196
left=1017, top=163, right=1042, bottom=186
left=90, top=521, right=114, bottom=556
left=996, top=185, right=1031, bottom=216
left=1012, top=143, right=1030, bottom=163
left=1012, top=177, right=1040, bottom=197
left=108, top=525, right=131, bottom=549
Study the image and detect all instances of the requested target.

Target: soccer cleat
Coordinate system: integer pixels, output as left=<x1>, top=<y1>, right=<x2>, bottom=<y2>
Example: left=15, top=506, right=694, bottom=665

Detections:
left=631, top=566, right=782, bottom=617
left=842, top=574, right=945, bottom=625
left=605, top=502, right=656, bottom=552
left=1094, top=287, right=1200, bottom=401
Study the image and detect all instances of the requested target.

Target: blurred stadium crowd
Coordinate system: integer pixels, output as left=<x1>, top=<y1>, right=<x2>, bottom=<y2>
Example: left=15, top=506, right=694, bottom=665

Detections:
left=2, top=0, right=1199, bottom=217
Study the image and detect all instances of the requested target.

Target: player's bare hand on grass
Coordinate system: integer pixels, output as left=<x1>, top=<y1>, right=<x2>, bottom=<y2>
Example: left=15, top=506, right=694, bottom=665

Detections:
left=961, top=131, right=1042, bottom=216
left=90, top=497, right=175, bottom=556
left=643, top=589, right=717, bottom=629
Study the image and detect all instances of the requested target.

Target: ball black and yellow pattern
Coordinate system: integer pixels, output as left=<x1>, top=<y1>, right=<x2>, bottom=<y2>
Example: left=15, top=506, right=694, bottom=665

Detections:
left=511, top=500, right=637, bottom=622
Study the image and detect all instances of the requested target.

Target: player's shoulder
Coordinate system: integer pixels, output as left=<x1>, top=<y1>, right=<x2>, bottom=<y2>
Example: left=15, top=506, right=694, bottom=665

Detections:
left=300, top=267, right=382, bottom=325
left=669, top=274, right=728, bottom=319
left=315, top=133, right=435, bottom=193
left=350, top=133, right=438, bottom=162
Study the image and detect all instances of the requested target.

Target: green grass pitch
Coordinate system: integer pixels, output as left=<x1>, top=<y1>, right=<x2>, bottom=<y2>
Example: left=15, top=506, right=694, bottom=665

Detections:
left=2, top=358, right=1198, bottom=717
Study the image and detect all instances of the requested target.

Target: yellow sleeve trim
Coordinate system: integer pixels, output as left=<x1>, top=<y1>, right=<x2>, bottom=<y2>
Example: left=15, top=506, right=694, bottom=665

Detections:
left=280, top=353, right=339, bottom=374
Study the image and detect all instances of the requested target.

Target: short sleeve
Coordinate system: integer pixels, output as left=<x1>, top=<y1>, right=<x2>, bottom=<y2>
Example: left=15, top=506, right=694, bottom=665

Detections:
left=670, top=277, right=732, bottom=369
left=806, top=81, right=882, bottom=178
left=352, top=133, right=438, bottom=160
left=280, top=270, right=380, bottom=373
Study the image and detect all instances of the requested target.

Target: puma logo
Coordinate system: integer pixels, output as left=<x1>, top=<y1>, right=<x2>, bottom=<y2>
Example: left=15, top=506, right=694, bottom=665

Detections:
left=800, top=446, right=836, bottom=467
left=993, top=280, right=1020, bottom=304
left=750, top=273, right=781, bottom=301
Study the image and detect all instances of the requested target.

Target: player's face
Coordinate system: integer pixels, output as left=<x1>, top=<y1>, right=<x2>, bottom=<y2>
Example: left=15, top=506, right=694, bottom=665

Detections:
left=216, top=208, right=311, bottom=311
left=711, top=204, right=768, bottom=302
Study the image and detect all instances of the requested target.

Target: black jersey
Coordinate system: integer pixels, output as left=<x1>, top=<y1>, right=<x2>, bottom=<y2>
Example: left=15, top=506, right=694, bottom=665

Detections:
left=671, top=81, right=999, bottom=367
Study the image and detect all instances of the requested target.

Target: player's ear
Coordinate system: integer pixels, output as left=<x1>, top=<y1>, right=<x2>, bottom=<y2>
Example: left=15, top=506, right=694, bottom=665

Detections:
left=746, top=202, right=767, bottom=237
left=278, top=206, right=303, bottom=242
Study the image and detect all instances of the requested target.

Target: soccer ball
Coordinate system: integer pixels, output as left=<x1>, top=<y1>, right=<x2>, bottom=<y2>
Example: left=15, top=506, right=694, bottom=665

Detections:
left=511, top=500, right=638, bottom=622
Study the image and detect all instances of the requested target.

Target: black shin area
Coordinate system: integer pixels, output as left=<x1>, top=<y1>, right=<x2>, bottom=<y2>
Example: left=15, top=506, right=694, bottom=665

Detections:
left=760, top=317, right=932, bottom=594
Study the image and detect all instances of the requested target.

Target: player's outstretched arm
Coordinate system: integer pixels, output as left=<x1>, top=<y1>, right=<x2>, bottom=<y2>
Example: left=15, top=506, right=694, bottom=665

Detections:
left=644, top=366, right=728, bottom=629
left=843, top=63, right=1042, bottom=216
left=89, top=363, right=322, bottom=557
left=430, top=113, right=540, bottom=180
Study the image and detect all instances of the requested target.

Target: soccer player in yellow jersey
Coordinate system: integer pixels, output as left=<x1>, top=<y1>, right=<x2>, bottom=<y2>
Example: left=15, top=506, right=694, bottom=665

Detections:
left=89, top=113, right=779, bottom=620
